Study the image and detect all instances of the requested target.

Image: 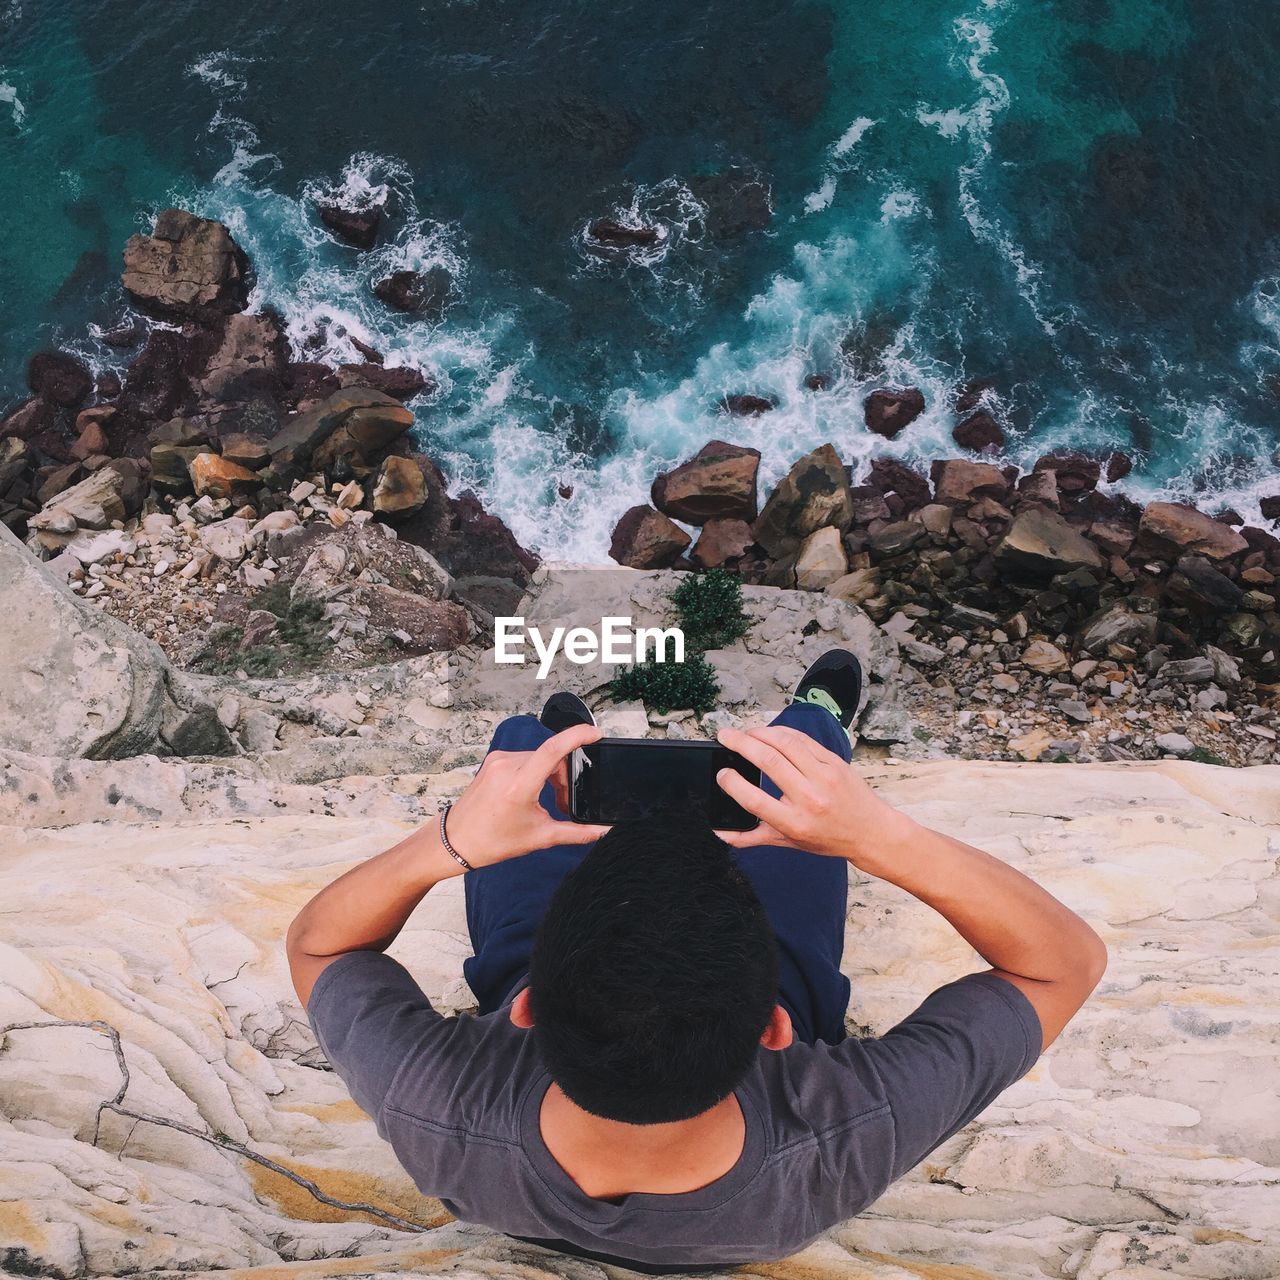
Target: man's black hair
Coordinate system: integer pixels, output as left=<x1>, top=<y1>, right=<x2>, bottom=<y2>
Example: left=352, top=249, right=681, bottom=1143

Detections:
left=528, top=811, right=779, bottom=1125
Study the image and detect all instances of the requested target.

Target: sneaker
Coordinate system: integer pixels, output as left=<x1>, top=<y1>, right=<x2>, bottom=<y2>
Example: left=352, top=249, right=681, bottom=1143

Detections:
left=792, top=649, right=863, bottom=730
left=539, top=691, right=597, bottom=733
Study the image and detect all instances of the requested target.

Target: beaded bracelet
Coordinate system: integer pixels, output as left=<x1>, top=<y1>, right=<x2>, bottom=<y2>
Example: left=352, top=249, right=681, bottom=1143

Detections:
left=438, top=804, right=474, bottom=873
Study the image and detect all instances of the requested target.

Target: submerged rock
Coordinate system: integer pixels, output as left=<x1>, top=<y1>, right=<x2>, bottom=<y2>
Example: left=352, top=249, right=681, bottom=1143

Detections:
left=372, top=266, right=453, bottom=318
left=719, top=393, right=776, bottom=416
left=316, top=200, right=383, bottom=249
left=952, top=410, right=1006, bottom=452
left=588, top=218, right=661, bottom=247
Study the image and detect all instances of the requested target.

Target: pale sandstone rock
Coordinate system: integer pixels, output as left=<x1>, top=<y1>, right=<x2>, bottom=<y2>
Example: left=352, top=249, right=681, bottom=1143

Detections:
left=0, top=756, right=1276, bottom=1278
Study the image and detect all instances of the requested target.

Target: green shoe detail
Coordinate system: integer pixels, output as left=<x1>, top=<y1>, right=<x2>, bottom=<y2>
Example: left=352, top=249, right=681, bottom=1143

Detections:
left=794, top=686, right=844, bottom=722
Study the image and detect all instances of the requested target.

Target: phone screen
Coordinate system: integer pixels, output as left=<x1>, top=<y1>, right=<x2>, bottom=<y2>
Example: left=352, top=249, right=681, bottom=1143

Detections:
left=570, top=739, right=761, bottom=831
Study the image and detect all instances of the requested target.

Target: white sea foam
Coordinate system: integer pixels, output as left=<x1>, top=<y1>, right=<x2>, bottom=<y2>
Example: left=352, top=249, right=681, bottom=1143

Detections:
left=832, top=116, right=877, bottom=156
left=881, top=190, right=923, bottom=221
left=0, top=78, right=25, bottom=127
left=803, top=177, right=837, bottom=214
left=187, top=51, right=253, bottom=96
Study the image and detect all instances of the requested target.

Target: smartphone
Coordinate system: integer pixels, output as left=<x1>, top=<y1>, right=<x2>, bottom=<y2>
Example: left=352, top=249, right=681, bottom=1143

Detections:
left=569, top=738, right=762, bottom=831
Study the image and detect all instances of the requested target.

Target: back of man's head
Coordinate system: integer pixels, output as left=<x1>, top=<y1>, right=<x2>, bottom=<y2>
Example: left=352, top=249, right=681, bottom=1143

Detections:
left=528, top=812, right=779, bottom=1125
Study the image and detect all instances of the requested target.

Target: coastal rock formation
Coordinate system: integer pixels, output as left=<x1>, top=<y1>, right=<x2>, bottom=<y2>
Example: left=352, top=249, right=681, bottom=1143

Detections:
left=863, top=387, right=925, bottom=439
left=2, top=740, right=1275, bottom=1279
left=121, top=209, right=251, bottom=322
left=609, top=503, right=691, bottom=568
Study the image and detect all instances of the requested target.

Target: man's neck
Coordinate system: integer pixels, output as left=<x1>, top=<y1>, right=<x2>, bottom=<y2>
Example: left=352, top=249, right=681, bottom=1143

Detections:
left=539, top=1081, right=747, bottom=1200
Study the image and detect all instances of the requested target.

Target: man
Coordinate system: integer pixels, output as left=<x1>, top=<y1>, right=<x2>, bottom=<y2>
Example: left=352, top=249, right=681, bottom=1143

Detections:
left=288, top=650, right=1107, bottom=1271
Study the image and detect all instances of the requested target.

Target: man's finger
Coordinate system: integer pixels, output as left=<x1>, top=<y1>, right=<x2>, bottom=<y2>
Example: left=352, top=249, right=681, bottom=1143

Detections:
left=747, top=724, right=834, bottom=767
left=715, top=766, right=791, bottom=831
left=540, top=817, right=610, bottom=846
left=525, top=724, right=602, bottom=790
left=715, top=821, right=792, bottom=850
left=717, top=726, right=814, bottom=799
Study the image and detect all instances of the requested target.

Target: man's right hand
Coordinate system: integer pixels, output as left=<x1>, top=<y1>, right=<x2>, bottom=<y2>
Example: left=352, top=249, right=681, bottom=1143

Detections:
left=713, top=724, right=915, bottom=873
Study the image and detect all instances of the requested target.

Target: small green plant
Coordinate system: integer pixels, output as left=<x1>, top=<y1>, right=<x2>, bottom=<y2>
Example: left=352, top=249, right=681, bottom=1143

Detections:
left=670, top=569, right=749, bottom=652
left=611, top=653, right=720, bottom=715
left=1187, top=746, right=1227, bottom=766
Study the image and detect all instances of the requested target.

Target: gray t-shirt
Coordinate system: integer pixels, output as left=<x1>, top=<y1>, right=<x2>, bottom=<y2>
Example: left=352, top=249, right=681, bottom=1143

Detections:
left=307, top=951, right=1041, bottom=1270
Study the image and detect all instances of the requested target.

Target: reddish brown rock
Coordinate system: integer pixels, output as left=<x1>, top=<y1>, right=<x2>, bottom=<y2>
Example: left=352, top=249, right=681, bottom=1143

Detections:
left=804, top=372, right=831, bottom=392
left=650, top=440, right=760, bottom=524
left=1089, top=518, right=1136, bottom=557
left=27, top=351, right=94, bottom=408
left=1034, top=453, right=1100, bottom=493
left=1105, top=452, right=1133, bottom=483
left=2, top=397, right=53, bottom=442
left=867, top=456, right=931, bottom=510
left=691, top=517, right=754, bottom=569
left=931, top=459, right=1010, bottom=505
left=335, top=362, right=433, bottom=401
left=188, top=452, right=261, bottom=501
left=953, top=411, right=1005, bottom=452
left=373, top=267, right=452, bottom=318
left=954, top=377, right=996, bottom=414
left=122, top=209, right=251, bottom=323
left=1138, top=502, right=1249, bottom=561
left=863, top=388, right=925, bottom=439
left=70, top=421, right=110, bottom=461
left=220, top=433, right=271, bottom=470
left=609, top=504, right=692, bottom=568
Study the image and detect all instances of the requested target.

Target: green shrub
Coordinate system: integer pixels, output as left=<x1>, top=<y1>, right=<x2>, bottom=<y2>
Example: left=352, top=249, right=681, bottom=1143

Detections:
left=670, top=568, right=749, bottom=652
left=611, top=653, right=720, bottom=715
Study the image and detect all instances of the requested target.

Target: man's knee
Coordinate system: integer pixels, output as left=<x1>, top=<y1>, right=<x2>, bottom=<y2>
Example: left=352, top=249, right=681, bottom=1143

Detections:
left=490, top=714, right=551, bottom=753
left=773, top=701, right=852, bottom=761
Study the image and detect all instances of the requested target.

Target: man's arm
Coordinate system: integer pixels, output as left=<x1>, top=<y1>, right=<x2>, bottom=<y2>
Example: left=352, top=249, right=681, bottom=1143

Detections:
left=714, top=724, right=1106, bottom=1051
left=287, top=722, right=606, bottom=1007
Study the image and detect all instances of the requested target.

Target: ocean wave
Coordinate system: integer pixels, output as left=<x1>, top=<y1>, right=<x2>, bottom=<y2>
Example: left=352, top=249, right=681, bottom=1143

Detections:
left=803, top=115, right=878, bottom=215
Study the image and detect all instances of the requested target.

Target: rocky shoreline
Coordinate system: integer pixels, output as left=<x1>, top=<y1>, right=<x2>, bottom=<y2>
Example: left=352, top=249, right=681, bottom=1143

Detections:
left=3, top=207, right=1279, bottom=768
left=1, top=209, right=535, bottom=675
left=611, top=436, right=1280, bottom=767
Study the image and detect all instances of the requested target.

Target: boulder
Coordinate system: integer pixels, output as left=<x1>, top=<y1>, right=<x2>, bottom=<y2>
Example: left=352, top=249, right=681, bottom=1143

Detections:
left=719, top=393, right=776, bottom=416
left=0, top=523, right=170, bottom=757
left=350, top=583, right=472, bottom=652
left=29, top=467, right=125, bottom=533
left=0, top=437, right=32, bottom=493
left=1015, top=470, right=1060, bottom=508
left=312, top=400, right=416, bottom=469
left=863, top=388, right=925, bottom=439
left=994, top=507, right=1104, bottom=580
left=189, top=452, right=261, bottom=501
left=1105, top=451, right=1133, bottom=482
left=1164, top=555, right=1245, bottom=614
left=150, top=443, right=204, bottom=495
left=1260, top=494, right=1280, bottom=521
left=219, top=433, right=270, bottom=470
left=372, top=455, right=428, bottom=518
left=793, top=526, right=847, bottom=590
left=849, top=485, right=891, bottom=525
left=197, top=517, right=253, bottom=564
left=931, top=459, right=1009, bottom=506
left=1076, top=604, right=1159, bottom=656
left=609, top=504, right=691, bottom=569
left=0, top=395, right=53, bottom=441
left=868, top=520, right=926, bottom=557
left=316, top=200, right=382, bottom=249
left=690, top=517, right=754, bottom=569
left=27, top=350, right=94, bottom=408
left=824, top=566, right=881, bottom=604
left=753, top=444, right=853, bottom=557
left=121, top=209, right=251, bottom=323
left=1021, top=640, right=1070, bottom=675
left=1034, top=453, right=1100, bottom=493
left=1138, top=502, right=1249, bottom=561
left=952, top=411, right=1005, bottom=452
left=335, top=362, right=433, bottom=401
left=268, top=388, right=413, bottom=468
left=588, top=218, right=660, bottom=247
left=650, top=440, right=760, bottom=523
left=372, top=266, right=452, bottom=318
left=1158, top=657, right=1216, bottom=685
left=868, top=456, right=931, bottom=509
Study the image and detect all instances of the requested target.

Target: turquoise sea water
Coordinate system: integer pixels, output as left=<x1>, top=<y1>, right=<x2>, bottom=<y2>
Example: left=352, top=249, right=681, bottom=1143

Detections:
left=2, top=0, right=1279, bottom=555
